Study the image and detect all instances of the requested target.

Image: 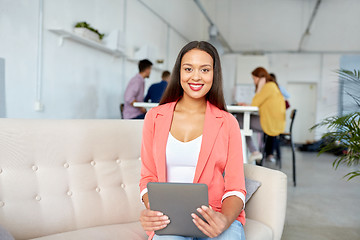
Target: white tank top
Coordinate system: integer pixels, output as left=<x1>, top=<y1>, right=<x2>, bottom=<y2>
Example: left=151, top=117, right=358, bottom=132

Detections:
left=166, top=132, right=202, bottom=183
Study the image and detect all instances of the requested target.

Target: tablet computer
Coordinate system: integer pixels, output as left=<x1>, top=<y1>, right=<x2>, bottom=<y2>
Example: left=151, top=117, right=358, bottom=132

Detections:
left=147, top=182, right=208, bottom=238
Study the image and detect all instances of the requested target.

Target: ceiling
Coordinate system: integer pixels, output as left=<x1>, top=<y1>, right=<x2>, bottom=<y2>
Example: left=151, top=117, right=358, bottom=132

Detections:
left=144, top=0, right=360, bottom=54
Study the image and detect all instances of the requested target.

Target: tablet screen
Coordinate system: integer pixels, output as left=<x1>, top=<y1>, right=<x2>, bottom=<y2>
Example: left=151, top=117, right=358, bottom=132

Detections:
left=147, top=182, right=209, bottom=238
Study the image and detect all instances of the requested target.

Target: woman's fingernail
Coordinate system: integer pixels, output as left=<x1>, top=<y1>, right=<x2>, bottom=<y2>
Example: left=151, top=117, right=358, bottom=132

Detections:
left=161, top=216, right=168, bottom=220
left=157, top=212, right=164, bottom=216
left=192, top=219, right=196, bottom=223
left=201, top=205, right=208, bottom=210
left=165, top=220, right=170, bottom=224
left=197, top=208, right=202, bottom=213
left=191, top=213, right=196, bottom=218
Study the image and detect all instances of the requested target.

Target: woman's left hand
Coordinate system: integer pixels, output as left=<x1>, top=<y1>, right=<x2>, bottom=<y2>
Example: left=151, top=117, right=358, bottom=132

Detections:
left=191, top=205, right=230, bottom=238
left=237, top=102, right=248, bottom=106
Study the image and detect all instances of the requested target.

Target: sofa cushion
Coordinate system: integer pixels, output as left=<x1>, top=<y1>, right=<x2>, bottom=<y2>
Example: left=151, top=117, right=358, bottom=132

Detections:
left=29, top=221, right=147, bottom=240
left=244, top=218, right=273, bottom=240
left=0, top=225, right=14, bottom=240
left=30, top=219, right=273, bottom=240
left=245, top=177, right=261, bottom=203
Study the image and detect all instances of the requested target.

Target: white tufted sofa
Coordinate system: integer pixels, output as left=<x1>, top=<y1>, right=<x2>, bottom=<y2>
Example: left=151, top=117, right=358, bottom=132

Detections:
left=0, top=119, right=287, bottom=240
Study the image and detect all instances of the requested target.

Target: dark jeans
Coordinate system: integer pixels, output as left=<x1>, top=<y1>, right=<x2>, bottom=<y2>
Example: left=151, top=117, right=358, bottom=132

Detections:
left=265, top=134, right=275, bottom=156
left=264, top=134, right=280, bottom=157
left=132, top=113, right=146, bottom=119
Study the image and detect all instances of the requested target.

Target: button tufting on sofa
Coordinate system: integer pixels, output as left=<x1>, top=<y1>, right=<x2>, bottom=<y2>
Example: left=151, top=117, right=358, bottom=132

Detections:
left=0, top=201, right=4, bottom=207
left=35, top=195, right=41, bottom=201
left=116, top=159, right=121, bottom=164
left=95, top=187, right=100, bottom=193
left=91, top=161, right=96, bottom=166
left=32, top=165, right=38, bottom=171
left=0, top=119, right=149, bottom=240
left=121, top=183, right=126, bottom=189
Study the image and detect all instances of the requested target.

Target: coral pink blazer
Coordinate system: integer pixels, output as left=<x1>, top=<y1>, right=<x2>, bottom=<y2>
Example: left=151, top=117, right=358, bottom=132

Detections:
left=139, top=101, right=246, bottom=238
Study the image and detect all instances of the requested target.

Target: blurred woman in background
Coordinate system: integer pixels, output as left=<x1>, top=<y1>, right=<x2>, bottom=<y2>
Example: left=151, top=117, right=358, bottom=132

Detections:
left=237, top=67, right=286, bottom=163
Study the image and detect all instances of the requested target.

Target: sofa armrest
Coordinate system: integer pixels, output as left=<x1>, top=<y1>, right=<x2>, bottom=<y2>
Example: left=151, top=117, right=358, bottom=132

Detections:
left=244, top=164, right=287, bottom=240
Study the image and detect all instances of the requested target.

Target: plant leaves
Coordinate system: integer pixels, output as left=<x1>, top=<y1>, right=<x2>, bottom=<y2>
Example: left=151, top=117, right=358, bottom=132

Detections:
left=312, top=68, right=360, bottom=180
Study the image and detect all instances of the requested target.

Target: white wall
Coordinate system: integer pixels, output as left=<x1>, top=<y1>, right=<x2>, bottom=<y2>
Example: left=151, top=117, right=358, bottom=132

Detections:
left=0, top=58, right=5, bottom=117
left=268, top=53, right=340, bottom=142
left=221, top=54, right=237, bottom=105
left=43, top=0, right=126, bottom=119
left=0, top=0, right=207, bottom=119
left=0, top=0, right=39, bottom=118
left=237, top=55, right=269, bottom=84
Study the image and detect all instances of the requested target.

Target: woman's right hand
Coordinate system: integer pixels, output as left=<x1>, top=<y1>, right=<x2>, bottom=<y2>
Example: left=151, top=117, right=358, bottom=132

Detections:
left=139, top=203, right=170, bottom=231
left=256, top=77, right=266, bottom=93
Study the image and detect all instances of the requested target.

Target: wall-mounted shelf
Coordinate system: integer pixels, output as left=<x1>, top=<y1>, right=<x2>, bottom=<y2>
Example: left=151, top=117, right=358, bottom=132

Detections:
left=48, top=28, right=125, bottom=57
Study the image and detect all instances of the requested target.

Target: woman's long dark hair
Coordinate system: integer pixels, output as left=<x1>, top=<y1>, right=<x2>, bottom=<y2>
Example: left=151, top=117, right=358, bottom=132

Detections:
left=159, top=41, right=227, bottom=111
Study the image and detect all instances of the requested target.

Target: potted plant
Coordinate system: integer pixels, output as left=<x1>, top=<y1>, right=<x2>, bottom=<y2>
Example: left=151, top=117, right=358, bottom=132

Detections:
left=73, top=21, right=105, bottom=42
left=312, top=69, right=360, bottom=180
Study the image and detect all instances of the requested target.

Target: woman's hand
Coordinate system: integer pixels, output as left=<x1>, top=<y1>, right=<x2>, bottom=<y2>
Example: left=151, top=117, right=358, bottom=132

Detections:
left=237, top=102, right=248, bottom=106
left=139, top=107, right=147, bottom=114
left=191, top=205, right=230, bottom=238
left=256, top=77, right=266, bottom=93
left=139, top=203, right=170, bottom=231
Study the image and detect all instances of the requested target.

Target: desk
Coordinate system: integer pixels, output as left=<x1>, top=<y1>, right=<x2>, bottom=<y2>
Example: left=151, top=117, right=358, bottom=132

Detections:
left=133, top=102, right=259, bottom=163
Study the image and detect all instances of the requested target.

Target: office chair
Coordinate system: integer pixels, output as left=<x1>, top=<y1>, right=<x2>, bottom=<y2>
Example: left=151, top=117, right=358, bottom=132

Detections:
left=279, top=109, right=297, bottom=186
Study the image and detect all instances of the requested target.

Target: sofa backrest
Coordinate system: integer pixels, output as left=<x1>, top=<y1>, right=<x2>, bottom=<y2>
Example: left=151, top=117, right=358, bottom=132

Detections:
left=0, top=119, right=145, bottom=240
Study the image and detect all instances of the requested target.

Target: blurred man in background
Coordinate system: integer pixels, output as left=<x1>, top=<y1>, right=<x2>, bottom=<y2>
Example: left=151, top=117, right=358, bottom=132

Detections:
left=123, top=59, right=152, bottom=119
left=144, top=70, right=170, bottom=103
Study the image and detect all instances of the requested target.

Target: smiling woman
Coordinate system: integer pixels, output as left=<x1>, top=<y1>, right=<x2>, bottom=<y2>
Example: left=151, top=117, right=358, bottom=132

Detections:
left=139, top=41, right=246, bottom=240
left=159, top=41, right=227, bottom=111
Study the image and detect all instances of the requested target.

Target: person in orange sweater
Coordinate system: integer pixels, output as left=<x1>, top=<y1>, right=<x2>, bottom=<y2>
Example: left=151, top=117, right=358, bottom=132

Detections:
left=237, top=67, right=286, bottom=163
left=139, top=41, right=246, bottom=240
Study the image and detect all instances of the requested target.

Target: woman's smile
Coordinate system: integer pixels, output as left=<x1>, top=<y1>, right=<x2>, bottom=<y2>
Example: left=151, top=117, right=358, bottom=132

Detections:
left=189, top=83, right=204, bottom=91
